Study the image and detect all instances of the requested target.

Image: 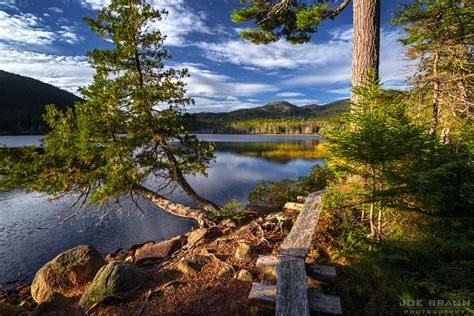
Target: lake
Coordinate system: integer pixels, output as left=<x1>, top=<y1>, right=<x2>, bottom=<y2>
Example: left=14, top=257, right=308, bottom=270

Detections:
left=0, top=134, right=324, bottom=283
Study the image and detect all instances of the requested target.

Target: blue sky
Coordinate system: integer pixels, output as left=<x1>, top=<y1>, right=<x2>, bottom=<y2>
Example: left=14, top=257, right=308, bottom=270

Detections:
left=0, top=0, right=414, bottom=112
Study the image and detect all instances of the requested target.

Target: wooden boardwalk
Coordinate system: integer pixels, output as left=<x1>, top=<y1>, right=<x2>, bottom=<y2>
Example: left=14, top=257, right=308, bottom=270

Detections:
left=248, top=190, right=342, bottom=315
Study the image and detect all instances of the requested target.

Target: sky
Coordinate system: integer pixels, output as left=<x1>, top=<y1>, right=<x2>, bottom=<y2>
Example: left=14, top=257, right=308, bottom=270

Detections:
left=0, top=0, right=415, bottom=112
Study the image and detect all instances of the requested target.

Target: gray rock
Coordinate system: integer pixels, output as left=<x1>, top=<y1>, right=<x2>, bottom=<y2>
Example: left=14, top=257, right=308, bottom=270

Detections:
left=176, top=255, right=210, bottom=274
left=135, top=237, right=183, bottom=263
left=237, top=269, right=253, bottom=282
left=217, top=265, right=235, bottom=278
left=79, top=262, right=147, bottom=308
left=31, top=245, right=105, bottom=303
left=32, top=292, right=71, bottom=316
left=187, top=228, right=208, bottom=247
left=235, top=242, right=253, bottom=261
left=220, top=219, right=237, bottom=228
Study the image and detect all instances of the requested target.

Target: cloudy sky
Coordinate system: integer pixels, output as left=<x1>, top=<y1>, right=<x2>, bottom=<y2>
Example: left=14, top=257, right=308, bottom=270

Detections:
left=0, top=0, right=414, bottom=112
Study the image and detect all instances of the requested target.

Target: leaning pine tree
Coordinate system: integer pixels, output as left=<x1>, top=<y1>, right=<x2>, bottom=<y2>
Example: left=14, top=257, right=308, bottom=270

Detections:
left=0, top=0, right=220, bottom=226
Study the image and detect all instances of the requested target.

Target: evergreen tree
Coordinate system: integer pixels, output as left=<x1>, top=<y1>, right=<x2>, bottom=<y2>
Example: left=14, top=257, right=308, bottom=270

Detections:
left=232, top=0, right=380, bottom=101
left=328, top=72, right=430, bottom=239
left=0, top=0, right=220, bottom=226
left=393, top=0, right=473, bottom=141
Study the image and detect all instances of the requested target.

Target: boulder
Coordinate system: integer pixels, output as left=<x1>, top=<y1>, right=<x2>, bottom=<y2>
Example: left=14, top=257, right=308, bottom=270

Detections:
left=79, top=262, right=147, bottom=308
left=235, top=242, right=253, bottom=261
left=31, top=245, right=105, bottom=303
left=176, top=255, right=210, bottom=274
left=237, top=269, right=253, bottom=282
left=135, top=237, right=182, bottom=263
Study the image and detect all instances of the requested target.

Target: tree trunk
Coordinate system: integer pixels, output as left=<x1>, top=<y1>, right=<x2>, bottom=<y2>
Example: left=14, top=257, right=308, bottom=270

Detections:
left=430, top=50, right=440, bottom=136
left=369, top=201, right=375, bottom=240
left=160, top=140, right=221, bottom=213
left=376, top=208, right=382, bottom=240
left=352, top=0, right=381, bottom=102
left=133, top=184, right=213, bottom=227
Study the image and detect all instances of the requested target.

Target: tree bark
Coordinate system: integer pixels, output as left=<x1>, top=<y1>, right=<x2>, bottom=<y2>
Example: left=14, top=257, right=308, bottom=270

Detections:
left=430, top=49, right=440, bottom=136
left=352, top=0, right=380, bottom=102
left=133, top=184, right=213, bottom=227
left=160, top=140, right=221, bottom=213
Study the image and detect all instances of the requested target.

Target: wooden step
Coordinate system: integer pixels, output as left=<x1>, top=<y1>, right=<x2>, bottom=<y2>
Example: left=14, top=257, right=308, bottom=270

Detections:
left=256, top=255, right=337, bottom=281
left=248, top=282, right=342, bottom=315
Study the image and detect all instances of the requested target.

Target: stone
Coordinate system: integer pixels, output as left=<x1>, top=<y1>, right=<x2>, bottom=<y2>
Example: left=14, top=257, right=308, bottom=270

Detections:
left=176, top=255, right=210, bottom=274
left=220, top=218, right=237, bottom=228
left=135, top=238, right=182, bottom=263
left=0, top=302, right=23, bottom=316
left=217, top=265, right=235, bottom=278
left=187, top=228, right=208, bottom=247
left=31, top=245, right=105, bottom=303
left=235, top=242, right=253, bottom=261
left=31, top=292, right=71, bottom=316
left=237, top=269, right=253, bottom=282
left=79, top=262, right=147, bottom=308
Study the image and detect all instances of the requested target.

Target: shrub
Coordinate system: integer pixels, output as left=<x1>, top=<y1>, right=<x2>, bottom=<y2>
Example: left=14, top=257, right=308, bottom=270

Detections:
left=208, top=199, right=247, bottom=223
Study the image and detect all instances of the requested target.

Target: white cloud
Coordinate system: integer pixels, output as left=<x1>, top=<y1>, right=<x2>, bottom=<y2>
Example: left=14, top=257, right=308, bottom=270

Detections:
left=198, top=26, right=412, bottom=89
left=48, top=7, right=64, bottom=14
left=0, top=10, right=82, bottom=46
left=277, top=92, right=304, bottom=97
left=0, top=45, right=93, bottom=93
left=180, top=63, right=278, bottom=99
left=80, top=0, right=210, bottom=46
left=0, top=0, right=17, bottom=10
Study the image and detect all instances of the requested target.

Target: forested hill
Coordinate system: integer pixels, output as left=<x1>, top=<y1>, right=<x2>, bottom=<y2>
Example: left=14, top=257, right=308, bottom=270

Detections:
left=185, top=99, right=349, bottom=134
left=0, top=70, right=82, bottom=135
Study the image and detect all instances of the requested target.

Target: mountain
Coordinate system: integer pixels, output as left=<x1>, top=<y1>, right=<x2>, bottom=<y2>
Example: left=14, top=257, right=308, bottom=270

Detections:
left=185, top=99, right=349, bottom=134
left=0, top=70, right=82, bottom=135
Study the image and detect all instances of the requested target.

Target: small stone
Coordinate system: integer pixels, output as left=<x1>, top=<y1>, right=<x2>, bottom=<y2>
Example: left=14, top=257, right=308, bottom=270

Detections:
left=187, top=228, right=208, bottom=247
left=220, top=218, right=237, bottom=228
left=217, top=265, right=235, bottom=278
left=135, top=238, right=182, bottom=263
left=32, top=292, right=70, bottom=316
left=176, top=255, right=210, bottom=274
left=235, top=242, right=253, bottom=261
left=125, top=256, right=134, bottom=263
left=237, top=269, right=253, bottom=282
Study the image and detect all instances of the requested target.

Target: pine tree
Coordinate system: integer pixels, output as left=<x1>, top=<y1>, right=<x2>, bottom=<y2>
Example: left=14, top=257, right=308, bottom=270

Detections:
left=328, top=72, right=430, bottom=239
left=0, top=0, right=220, bottom=226
left=393, top=0, right=473, bottom=141
left=231, top=0, right=380, bottom=101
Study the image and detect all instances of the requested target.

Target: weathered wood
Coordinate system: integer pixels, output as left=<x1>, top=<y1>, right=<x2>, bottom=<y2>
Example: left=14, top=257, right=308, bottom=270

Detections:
left=275, top=254, right=309, bottom=316
left=279, top=190, right=324, bottom=258
left=256, top=255, right=337, bottom=281
left=248, top=283, right=342, bottom=314
left=284, top=202, right=304, bottom=211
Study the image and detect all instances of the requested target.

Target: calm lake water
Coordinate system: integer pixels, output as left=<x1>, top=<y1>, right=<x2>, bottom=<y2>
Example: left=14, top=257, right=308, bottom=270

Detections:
left=0, top=134, right=324, bottom=283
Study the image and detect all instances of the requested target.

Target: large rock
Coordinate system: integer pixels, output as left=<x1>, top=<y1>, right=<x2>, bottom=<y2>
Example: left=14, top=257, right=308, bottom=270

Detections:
left=31, top=245, right=105, bottom=303
left=134, top=237, right=183, bottom=263
left=79, top=262, right=147, bottom=308
left=31, top=292, right=71, bottom=316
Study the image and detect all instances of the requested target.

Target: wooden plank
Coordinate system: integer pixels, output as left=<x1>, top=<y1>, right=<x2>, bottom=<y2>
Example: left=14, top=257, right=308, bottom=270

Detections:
left=284, top=202, right=304, bottom=211
left=306, top=263, right=337, bottom=281
left=248, top=283, right=342, bottom=314
left=256, top=255, right=337, bottom=281
left=279, top=190, right=325, bottom=258
left=275, top=254, right=309, bottom=316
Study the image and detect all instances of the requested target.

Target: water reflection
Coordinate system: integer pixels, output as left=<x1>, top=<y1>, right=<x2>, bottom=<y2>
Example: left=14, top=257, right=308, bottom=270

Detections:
left=0, top=135, right=324, bottom=283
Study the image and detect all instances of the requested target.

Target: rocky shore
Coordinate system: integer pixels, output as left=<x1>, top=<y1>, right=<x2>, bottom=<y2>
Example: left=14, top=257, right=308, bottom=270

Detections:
left=0, top=206, right=308, bottom=315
